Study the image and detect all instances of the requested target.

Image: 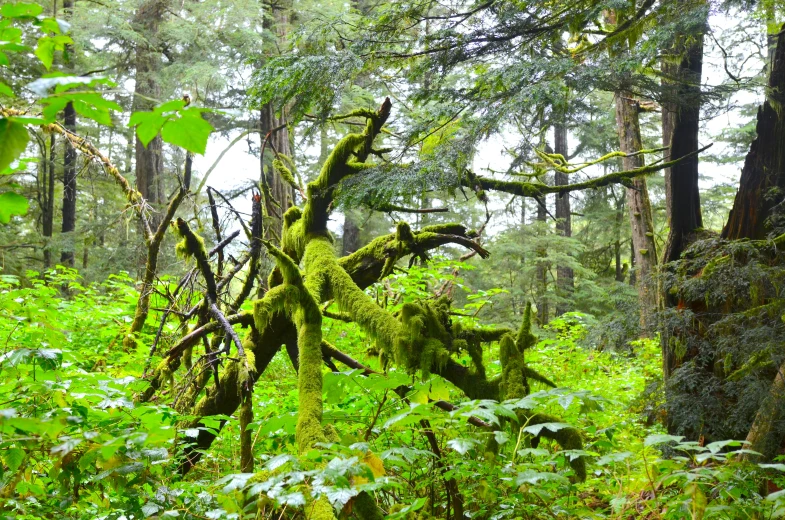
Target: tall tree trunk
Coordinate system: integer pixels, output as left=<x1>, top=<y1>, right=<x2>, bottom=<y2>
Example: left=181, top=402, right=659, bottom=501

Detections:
left=726, top=23, right=785, bottom=462
left=536, top=192, right=549, bottom=325
left=614, top=93, right=658, bottom=332
left=662, top=53, right=676, bottom=223
left=662, top=16, right=705, bottom=264
left=721, top=23, right=785, bottom=241
left=554, top=123, right=573, bottom=316
left=132, top=0, right=166, bottom=228
left=42, top=134, right=55, bottom=268
left=259, top=1, right=294, bottom=242
left=60, top=0, right=76, bottom=267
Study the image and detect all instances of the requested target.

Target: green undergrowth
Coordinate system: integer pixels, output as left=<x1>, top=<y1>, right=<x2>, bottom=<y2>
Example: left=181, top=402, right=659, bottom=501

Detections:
left=2, top=266, right=785, bottom=519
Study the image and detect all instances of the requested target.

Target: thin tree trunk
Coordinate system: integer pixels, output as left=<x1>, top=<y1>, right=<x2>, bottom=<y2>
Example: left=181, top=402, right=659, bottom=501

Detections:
left=662, top=58, right=675, bottom=222
left=554, top=123, right=573, bottom=316
left=60, top=0, right=76, bottom=267
left=614, top=93, right=658, bottom=331
left=42, top=134, right=55, bottom=268
left=536, top=190, right=549, bottom=325
left=132, top=0, right=166, bottom=229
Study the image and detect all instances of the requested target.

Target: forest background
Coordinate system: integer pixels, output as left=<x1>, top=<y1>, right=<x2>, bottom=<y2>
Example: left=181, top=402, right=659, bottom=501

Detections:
left=2, top=0, right=785, bottom=518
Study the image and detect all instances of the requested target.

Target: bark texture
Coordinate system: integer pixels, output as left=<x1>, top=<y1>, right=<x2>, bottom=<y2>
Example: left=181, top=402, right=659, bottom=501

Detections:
left=554, top=123, right=573, bottom=316
left=60, top=0, right=77, bottom=267
left=132, top=0, right=166, bottom=224
left=42, top=134, right=55, bottom=268
left=662, top=17, right=704, bottom=264
left=744, top=361, right=785, bottom=462
left=614, top=93, right=658, bottom=331
left=721, top=23, right=785, bottom=241
left=259, top=1, right=295, bottom=241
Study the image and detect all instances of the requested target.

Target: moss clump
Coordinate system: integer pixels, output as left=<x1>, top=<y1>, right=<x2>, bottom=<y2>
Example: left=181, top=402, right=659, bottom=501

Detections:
left=273, top=157, right=297, bottom=188
left=516, top=302, right=537, bottom=351
left=394, top=301, right=452, bottom=378
left=306, top=494, right=336, bottom=519
left=500, top=334, right=527, bottom=399
left=172, top=218, right=208, bottom=261
left=351, top=492, right=385, bottom=519
left=519, top=412, right=586, bottom=481
left=323, top=423, right=341, bottom=443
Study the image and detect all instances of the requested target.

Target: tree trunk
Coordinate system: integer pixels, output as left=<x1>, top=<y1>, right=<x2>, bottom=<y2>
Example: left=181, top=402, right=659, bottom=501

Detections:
left=60, top=0, right=76, bottom=267
left=662, top=59, right=675, bottom=223
left=614, top=93, right=658, bottom=332
left=662, top=18, right=705, bottom=264
left=342, top=212, right=361, bottom=256
left=721, top=23, right=785, bottom=241
left=42, top=134, right=55, bottom=268
left=259, top=2, right=294, bottom=242
left=132, top=0, right=166, bottom=228
left=554, top=123, right=573, bottom=316
left=536, top=191, right=549, bottom=325
left=743, top=361, right=785, bottom=462
left=614, top=192, right=625, bottom=282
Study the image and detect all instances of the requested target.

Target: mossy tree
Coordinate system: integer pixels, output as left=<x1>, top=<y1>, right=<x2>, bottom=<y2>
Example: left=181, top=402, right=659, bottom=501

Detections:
left=125, top=94, right=716, bottom=518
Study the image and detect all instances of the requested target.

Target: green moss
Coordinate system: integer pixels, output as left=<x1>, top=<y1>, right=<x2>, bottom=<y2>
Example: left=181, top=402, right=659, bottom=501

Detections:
left=261, top=240, right=326, bottom=454
left=418, top=223, right=466, bottom=235
left=352, top=492, right=385, bottom=520
left=172, top=219, right=207, bottom=261
left=500, top=334, right=527, bottom=399
left=519, top=412, right=586, bottom=481
left=306, top=494, right=336, bottom=520
left=323, top=423, right=341, bottom=443
left=273, top=158, right=297, bottom=187
left=516, top=302, right=536, bottom=351
left=281, top=207, right=305, bottom=262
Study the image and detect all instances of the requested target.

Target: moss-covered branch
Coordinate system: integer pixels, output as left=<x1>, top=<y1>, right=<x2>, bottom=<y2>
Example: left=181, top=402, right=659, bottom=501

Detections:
left=173, top=218, right=253, bottom=378
left=467, top=143, right=712, bottom=199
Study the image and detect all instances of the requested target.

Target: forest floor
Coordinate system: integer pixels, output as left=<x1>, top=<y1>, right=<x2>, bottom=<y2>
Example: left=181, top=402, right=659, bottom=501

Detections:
left=1, top=271, right=782, bottom=519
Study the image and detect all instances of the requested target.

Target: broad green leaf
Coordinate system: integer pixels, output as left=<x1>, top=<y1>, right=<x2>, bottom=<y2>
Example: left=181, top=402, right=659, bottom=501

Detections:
left=523, top=422, right=571, bottom=436
left=35, top=37, right=55, bottom=69
left=0, top=191, right=28, bottom=223
left=644, top=433, right=685, bottom=447
left=155, top=99, right=187, bottom=113
left=446, top=437, right=480, bottom=455
left=0, top=118, right=29, bottom=171
left=387, top=497, right=427, bottom=519
left=129, top=111, right=166, bottom=147
left=3, top=447, right=24, bottom=472
left=0, top=81, right=13, bottom=98
left=160, top=110, right=213, bottom=154
left=1, top=2, right=43, bottom=18
left=515, top=469, right=570, bottom=486
left=73, top=99, right=112, bottom=126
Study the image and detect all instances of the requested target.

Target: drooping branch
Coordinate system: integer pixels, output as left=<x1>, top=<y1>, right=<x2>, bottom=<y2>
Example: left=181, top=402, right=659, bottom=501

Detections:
left=1, top=108, right=153, bottom=239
